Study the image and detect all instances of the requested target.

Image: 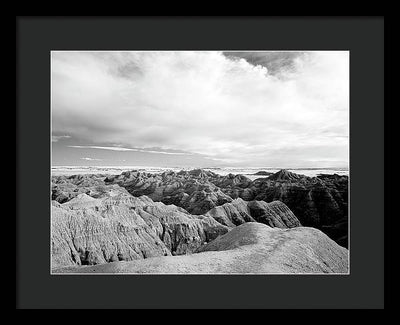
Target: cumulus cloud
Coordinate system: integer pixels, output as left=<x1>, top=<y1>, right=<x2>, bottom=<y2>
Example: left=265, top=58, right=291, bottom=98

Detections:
left=51, top=51, right=349, bottom=167
left=223, top=51, right=306, bottom=76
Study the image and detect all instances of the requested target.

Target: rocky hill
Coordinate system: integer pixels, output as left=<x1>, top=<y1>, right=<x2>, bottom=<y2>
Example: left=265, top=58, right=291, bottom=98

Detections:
left=52, top=174, right=122, bottom=203
left=103, top=169, right=234, bottom=215
left=52, top=168, right=348, bottom=248
left=51, top=189, right=229, bottom=268
left=248, top=170, right=348, bottom=247
left=53, top=222, right=349, bottom=274
left=205, top=198, right=301, bottom=228
left=51, top=185, right=302, bottom=269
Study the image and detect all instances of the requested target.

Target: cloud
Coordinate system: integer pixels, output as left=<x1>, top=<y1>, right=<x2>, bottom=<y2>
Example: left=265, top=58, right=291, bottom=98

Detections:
left=51, top=135, right=71, bottom=142
left=69, top=145, right=193, bottom=155
left=80, top=157, right=102, bottom=161
left=223, top=51, right=306, bottom=76
left=52, top=51, right=349, bottom=167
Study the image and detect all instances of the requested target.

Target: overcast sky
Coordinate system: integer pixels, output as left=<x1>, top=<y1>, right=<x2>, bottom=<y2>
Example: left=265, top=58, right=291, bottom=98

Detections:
left=51, top=51, right=349, bottom=168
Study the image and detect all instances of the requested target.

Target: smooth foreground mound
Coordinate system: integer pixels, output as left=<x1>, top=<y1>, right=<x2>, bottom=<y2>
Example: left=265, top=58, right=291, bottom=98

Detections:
left=54, top=222, right=348, bottom=274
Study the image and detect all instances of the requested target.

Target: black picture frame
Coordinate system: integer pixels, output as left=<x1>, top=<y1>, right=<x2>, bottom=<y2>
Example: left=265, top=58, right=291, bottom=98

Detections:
left=16, top=16, right=386, bottom=309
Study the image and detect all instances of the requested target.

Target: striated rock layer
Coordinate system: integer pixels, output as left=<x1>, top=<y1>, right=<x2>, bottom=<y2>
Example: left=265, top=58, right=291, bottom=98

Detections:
left=53, top=223, right=349, bottom=274
left=205, top=198, right=301, bottom=229
left=52, top=174, right=124, bottom=203
left=52, top=168, right=348, bottom=247
left=104, top=169, right=234, bottom=215
left=248, top=170, right=348, bottom=247
left=51, top=186, right=302, bottom=269
left=51, top=191, right=229, bottom=268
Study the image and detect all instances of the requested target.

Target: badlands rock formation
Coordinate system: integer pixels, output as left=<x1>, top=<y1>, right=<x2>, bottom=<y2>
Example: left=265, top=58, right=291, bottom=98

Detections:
left=97, top=169, right=348, bottom=247
left=54, top=223, right=349, bottom=274
left=205, top=198, right=301, bottom=228
left=51, top=190, right=229, bottom=268
left=51, top=183, right=302, bottom=268
left=104, top=169, right=234, bottom=215
left=51, top=168, right=349, bottom=272
left=52, top=174, right=120, bottom=203
left=248, top=170, right=349, bottom=247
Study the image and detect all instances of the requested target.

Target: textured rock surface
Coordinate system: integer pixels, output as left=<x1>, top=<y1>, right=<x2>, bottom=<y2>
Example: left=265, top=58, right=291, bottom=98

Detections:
left=52, top=168, right=348, bottom=247
left=52, top=174, right=124, bottom=203
left=205, top=198, right=301, bottom=229
left=105, top=169, right=234, bottom=215
left=248, top=170, right=348, bottom=247
left=51, top=191, right=228, bottom=268
left=205, top=198, right=255, bottom=227
left=53, top=223, right=349, bottom=274
left=247, top=200, right=301, bottom=228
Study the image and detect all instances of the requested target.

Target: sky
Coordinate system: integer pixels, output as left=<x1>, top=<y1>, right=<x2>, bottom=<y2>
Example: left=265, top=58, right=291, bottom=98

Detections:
left=51, top=51, right=349, bottom=168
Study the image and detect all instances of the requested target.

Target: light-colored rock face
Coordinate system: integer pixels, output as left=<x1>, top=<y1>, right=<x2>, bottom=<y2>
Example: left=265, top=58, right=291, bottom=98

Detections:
left=205, top=198, right=255, bottom=227
left=51, top=194, right=170, bottom=267
left=51, top=193, right=303, bottom=270
left=247, top=200, right=301, bottom=228
left=51, top=169, right=349, bottom=273
left=52, top=174, right=130, bottom=203
left=205, top=198, right=301, bottom=228
left=51, top=192, right=229, bottom=268
left=53, top=223, right=349, bottom=274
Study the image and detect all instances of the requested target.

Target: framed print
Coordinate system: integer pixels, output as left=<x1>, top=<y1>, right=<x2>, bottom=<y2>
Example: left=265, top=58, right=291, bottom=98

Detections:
left=16, top=16, right=386, bottom=309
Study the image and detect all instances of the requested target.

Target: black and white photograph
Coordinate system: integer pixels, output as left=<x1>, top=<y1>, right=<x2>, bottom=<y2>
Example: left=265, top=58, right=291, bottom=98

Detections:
left=50, top=50, right=350, bottom=274
left=17, top=15, right=388, bottom=310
